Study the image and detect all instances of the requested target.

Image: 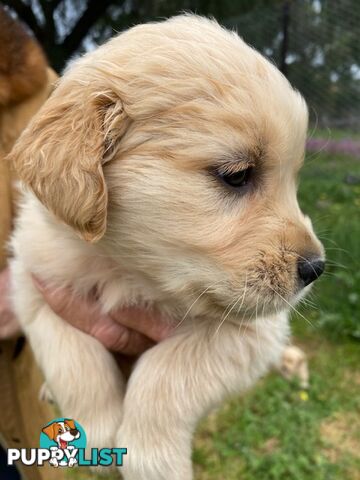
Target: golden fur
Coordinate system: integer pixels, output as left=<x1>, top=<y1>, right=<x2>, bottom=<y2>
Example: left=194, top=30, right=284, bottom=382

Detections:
left=280, top=345, right=309, bottom=388
left=0, top=6, right=57, bottom=270
left=9, top=15, right=324, bottom=479
left=0, top=6, right=47, bottom=106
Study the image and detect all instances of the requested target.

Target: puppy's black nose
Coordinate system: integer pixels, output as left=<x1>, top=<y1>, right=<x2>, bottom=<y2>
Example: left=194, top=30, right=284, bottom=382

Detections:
left=70, top=429, right=78, bottom=436
left=298, top=258, right=325, bottom=287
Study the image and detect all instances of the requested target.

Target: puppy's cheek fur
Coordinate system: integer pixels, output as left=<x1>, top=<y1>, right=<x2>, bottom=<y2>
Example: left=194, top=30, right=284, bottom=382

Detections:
left=111, top=183, right=316, bottom=318
left=105, top=162, right=321, bottom=319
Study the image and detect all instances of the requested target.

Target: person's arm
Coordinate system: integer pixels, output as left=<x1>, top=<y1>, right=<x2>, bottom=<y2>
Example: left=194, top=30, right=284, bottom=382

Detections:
left=1, top=268, right=171, bottom=353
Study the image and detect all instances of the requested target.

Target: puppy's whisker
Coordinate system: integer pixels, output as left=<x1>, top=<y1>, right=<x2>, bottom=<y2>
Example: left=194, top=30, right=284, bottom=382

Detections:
left=235, top=276, right=249, bottom=339
left=305, top=133, right=332, bottom=163
left=319, top=237, right=348, bottom=252
left=213, top=277, right=249, bottom=340
left=321, top=271, right=340, bottom=279
left=238, top=310, right=250, bottom=338
left=258, top=299, right=269, bottom=359
left=306, top=291, right=319, bottom=306
left=271, top=281, right=319, bottom=311
left=236, top=275, right=248, bottom=316
left=299, top=297, right=318, bottom=309
left=174, top=279, right=225, bottom=331
left=254, top=295, right=262, bottom=357
left=307, top=105, right=320, bottom=142
left=214, top=287, right=245, bottom=337
left=323, top=260, right=348, bottom=270
left=215, top=278, right=249, bottom=331
left=267, top=284, right=315, bottom=329
left=321, top=248, right=350, bottom=256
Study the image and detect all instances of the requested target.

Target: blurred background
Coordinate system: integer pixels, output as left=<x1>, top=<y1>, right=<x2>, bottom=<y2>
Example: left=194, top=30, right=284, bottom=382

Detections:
left=1, top=1, right=359, bottom=479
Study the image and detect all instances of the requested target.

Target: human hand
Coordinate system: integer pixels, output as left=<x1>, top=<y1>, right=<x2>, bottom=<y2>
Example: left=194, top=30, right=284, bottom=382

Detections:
left=32, top=276, right=172, bottom=355
left=0, top=267, right=21, bottom=338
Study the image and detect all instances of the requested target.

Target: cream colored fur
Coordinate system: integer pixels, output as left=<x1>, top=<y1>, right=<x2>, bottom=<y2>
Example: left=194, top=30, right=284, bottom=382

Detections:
left=280, top=344, right=309, bottom=389
left=9, top=15, right=324, bottom=479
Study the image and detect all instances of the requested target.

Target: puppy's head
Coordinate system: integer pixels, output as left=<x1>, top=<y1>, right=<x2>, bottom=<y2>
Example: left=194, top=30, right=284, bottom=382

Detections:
left=42, top=419, right=79, bottom=444
left=10, top=15, right=324, bottom=321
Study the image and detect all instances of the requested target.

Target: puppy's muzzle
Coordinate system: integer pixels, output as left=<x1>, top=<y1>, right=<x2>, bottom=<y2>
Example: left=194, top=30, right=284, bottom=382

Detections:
left=297, top=257, right=325, bottom=287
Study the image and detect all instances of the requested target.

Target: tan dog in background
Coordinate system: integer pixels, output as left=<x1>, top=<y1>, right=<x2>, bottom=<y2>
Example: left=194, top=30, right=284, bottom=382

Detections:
left=9, top=15, right=324, bottom=480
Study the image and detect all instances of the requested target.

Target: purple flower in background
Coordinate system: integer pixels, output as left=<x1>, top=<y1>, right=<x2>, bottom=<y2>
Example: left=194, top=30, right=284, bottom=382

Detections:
left=306, top=138, right=360, bottom=158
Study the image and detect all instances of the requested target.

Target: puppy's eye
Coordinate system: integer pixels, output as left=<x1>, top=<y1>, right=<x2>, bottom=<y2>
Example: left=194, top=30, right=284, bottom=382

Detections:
left=217, top=167, right=253, bottom=190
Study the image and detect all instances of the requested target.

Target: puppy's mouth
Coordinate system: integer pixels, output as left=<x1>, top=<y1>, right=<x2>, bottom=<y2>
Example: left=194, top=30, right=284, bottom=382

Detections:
left=186, top=288, right=280, bottom=324
left=216, top=272, right=318, bottom=322
left=201, top=279, right=299, bottom=323
left=182, top=253, right=323, bottom=324
left=60, top=439, right=68, bottom=449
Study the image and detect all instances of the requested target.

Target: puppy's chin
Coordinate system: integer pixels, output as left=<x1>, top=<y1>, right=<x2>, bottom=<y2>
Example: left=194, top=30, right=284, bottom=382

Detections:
left=202, top=281, right=309, bottom=324
left=290, top=283, right=313, bottom=307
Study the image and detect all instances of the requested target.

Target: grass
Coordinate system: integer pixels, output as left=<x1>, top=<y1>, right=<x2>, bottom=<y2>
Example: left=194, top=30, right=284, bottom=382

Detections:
left=193, top=339, right=360, bottom=480
left=66, top=149, right=360, bottom=479
left=297, top=151, right=360, bottom=340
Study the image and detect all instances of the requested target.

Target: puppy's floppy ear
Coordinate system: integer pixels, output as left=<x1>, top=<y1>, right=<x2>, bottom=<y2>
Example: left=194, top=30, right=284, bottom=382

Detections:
left=9, top=73, right=129, bottom=242
left=42, top=422, right=57, bottom=440
left=64, top=419, right=76, bottom=430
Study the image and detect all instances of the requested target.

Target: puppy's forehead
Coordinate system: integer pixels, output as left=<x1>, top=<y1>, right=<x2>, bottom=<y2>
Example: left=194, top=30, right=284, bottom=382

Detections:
left=56, top=422, right=66, bottom=432
left=148, top=83, right=307, bottom=175
left=138, top=19, right=307, bottom=168
left=96, top=16, right=308, bottom=170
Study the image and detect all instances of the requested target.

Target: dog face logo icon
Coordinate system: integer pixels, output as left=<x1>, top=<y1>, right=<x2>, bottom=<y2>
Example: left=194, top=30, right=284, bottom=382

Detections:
left=40, top=418, right=86, bottom=467
left=8, top=417, right=126, bottom=468
left=42, top=419, right=80, bottom=449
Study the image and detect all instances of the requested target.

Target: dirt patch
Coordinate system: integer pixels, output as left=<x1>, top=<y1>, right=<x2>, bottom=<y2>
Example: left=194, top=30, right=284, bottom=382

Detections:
left=320, top=412, right=360, bottom=462
left=342, top=369, right=360, bottom=388
left=258, top=437, right=280, bottom=454
left=348, top=467, right=360, bottom=480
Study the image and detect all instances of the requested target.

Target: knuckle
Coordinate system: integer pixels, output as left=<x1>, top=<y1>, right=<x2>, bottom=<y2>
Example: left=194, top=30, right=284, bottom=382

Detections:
left=114, top=328, right=131, bottom=351
left=52, top=298, right=66, bottom=316
left=50, top=294, right=71, bottom=318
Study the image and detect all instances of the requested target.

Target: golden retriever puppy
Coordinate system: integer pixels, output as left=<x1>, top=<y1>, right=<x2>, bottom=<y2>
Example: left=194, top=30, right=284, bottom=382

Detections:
left=9, top=15, right=324, bottom=480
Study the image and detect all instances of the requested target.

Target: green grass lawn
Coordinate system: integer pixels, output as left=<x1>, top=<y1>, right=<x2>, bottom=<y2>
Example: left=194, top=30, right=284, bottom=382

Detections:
left=194, top=339, right=360, bottom=480
left=297, top=151, right=360, bottom=340
left=67, top=150, right=360, bottom=480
